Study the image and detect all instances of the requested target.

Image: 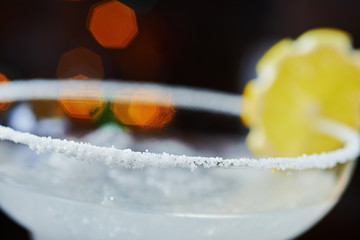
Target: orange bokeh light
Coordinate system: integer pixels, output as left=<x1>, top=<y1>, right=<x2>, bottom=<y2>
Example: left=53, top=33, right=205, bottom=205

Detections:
left=57, top=47, right=105, bottom=121
left=56, top=47, right=104, bottom=80
left=87, top=0, right=138, bottom=49
left=59, top=84, right=106, bottom=120
left=111, top=89, right=175, bottom=128
left=0, top=73, right=12, bottom=111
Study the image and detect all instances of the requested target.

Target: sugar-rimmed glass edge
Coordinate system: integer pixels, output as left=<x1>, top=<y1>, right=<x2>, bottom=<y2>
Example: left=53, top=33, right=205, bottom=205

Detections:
left=0, top=79, right=359, bottom=170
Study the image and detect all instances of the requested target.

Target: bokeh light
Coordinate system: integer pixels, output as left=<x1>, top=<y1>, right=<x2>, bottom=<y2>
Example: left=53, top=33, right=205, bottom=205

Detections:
left=0, top=73, right=12, bottom=111
left=111, top=89, right=175, bottom=128
left=59, top=84, right=107, bottom=120
left=87, top=0, right=138, bottom=49
left=57, top=47, right=105, bottom=121
left=56, top=47, right=104, bottom=79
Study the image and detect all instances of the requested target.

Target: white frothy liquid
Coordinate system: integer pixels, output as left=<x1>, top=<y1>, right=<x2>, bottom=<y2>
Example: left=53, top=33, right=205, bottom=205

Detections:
left=0, top=182, right=336, bottom=240
left=0, top=124, right=354, bottom=240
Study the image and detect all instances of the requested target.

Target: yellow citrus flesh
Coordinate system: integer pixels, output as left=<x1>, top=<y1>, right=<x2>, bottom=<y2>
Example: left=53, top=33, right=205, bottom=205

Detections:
left=242, top=28, right=360, bottom=157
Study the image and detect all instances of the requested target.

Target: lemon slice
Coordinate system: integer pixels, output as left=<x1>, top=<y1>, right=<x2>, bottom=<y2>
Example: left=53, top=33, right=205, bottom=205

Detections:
left=242, top=28, right=360, bottom=157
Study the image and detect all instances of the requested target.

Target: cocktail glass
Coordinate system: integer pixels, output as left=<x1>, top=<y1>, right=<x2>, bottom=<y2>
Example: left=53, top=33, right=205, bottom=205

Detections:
left=0, top=80, right=358, bottom=240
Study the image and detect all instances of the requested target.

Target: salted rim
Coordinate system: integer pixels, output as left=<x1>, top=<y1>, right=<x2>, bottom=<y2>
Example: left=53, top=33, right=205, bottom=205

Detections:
left=0, top=79, right=359, bottom=171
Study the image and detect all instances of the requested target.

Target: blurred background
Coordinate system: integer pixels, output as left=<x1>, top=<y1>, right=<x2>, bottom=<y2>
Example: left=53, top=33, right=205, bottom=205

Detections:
left=0, top=0, right=359, bottom=238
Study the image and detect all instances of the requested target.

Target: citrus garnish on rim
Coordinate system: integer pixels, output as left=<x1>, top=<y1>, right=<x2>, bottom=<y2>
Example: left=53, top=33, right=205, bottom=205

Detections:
left=242, top=28, right=360, bottom=157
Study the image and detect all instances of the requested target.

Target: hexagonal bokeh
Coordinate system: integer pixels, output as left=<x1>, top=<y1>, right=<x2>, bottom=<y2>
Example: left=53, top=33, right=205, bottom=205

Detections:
left=87, top=0, right=138, bottom=49
left=59, top=84, right=107, bottom=120
left=56, top=47, right=104, bottom=80
left=111, top=89, right=175, bottom=128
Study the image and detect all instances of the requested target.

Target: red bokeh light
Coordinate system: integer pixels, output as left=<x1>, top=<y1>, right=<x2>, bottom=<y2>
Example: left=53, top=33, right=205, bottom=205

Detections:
left=87, top=0, right=138, bottom=49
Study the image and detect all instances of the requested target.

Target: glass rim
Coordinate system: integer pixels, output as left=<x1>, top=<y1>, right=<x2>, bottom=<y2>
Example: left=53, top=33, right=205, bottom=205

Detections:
left=0, top=79, right=359, bottom=171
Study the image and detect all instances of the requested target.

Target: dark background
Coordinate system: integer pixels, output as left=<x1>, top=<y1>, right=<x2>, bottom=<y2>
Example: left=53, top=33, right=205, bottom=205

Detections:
left=1, top=0, right=360, bottom=239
